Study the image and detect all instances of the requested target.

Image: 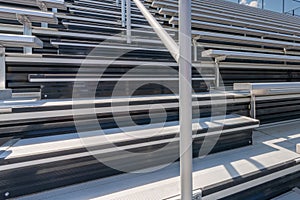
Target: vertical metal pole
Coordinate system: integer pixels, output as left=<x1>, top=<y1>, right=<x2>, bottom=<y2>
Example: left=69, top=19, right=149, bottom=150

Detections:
left=23, top=22, right=32, bottom=54
left=0, top=47, right=5, bottom=90
left=282, top=0, right=285, bottom=13
left=215, top=64, right=220, bottom=88
left=126, top=0, right=132, bottom=44
left=250, top=92, right=256, bottom=119
left=179, top=0, right=193, bottom=199
left=193, top=40, right=197, bottom=62
left=121, top=0, right=126, bottom=27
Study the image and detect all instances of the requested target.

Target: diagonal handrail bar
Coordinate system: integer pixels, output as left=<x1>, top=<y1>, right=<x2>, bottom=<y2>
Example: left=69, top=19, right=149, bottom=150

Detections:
left=132, top=0, right=180, bottom=62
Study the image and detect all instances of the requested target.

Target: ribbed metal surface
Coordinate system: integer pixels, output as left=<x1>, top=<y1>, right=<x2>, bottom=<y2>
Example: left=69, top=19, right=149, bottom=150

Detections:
left=0, top=0, right=299, bottom=199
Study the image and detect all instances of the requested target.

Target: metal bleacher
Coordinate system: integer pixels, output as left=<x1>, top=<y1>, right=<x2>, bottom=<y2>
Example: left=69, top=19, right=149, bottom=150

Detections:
left=0, top=0, right=299, bottom=199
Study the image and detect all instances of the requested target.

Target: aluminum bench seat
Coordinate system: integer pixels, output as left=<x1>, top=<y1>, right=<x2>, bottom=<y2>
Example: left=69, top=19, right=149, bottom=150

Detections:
left=68, top=8, right=149, bottom=25
left=0, top=34, right=43, bottom=48
left=169, top=16, right=300, bottom=37
left=150, top=0, right=300, bottom=27
left=0, top=91, right=242, bottom=119
left=0, top=114, right=259, bottom=198
left=0, top=90, right=241, bottom=138
left=5, top=55, right=206, bottom=67
left=0, top=0, right=66, bottom=10
left=198, top=41, right=300, bottom=56
left=57, top=13, right=165, bottom=30
left=151, top=0, right=300, bottom=43
left=216, top=61, right=300, bottom=70
left=202, top=49, right=300, bottom=63
left=1, top=114, right=258, bottom=159
left=0, top=23, right=174, bottom=47
left=28, top=74, right=215, bottom=82
left=203, top=0, right=300, bottom=23
left=67, top=4, right=141, bottom=18
left=68, top=4, right=137, bottom=16
left=0, top=88, right=297, bottom=138
left=0, top=5, right=58, bottom=24
left=174, top=19, right=300, bottom=44
left=153, top=1, right=300, bottom=33
left=165, top=7, right=300, bottom=35
left=197, top=39, right=300, bottom=58
left=71, top=0, right=140, bottom=12
left=234, top=82, right=300, bottom=119
left=0, top=18, right=175, bottom=42
left=194, top=31, right=300, bottom=50
left=74, top=0, right=131, bottom=7
left=74, top=0, right=153, bottom=14
left=202, top=0, right=300, bottom=25
left=57, top=13, right=122, bottom=26
left=0, top=91, right=245, bottom=110
left=61, top=20, right=171, bottom=36
left=62, top=21, right=177, bottom=37
left=18, top=124, right=299, bottom=200
left=50, top=40, right=170, bottom=51
left=234, top=82, right=300, bottom=96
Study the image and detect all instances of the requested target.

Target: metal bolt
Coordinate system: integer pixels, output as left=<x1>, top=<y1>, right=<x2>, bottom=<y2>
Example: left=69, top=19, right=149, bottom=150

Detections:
left=4, top=192, right=9, bottom=197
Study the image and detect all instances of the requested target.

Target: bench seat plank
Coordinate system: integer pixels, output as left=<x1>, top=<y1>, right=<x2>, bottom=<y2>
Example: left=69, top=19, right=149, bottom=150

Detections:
left=0, top=0, right=66, bottom=10
left=0, top=5, right=58, bottom=23
left=1, top=114, right=258, bottom=161
left=0, top=33, right=43, bottom=48
left=202, top=49, right=300, bottom=63
left=234, top=82, right=300, bottom=96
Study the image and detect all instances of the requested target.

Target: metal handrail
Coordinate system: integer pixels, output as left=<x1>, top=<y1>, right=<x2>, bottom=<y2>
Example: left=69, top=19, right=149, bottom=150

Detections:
left=132, top=0, right=180, bottom=62
left=285, top=6, right=300, bottom=16
left=121, top=0, right=179, bottom=61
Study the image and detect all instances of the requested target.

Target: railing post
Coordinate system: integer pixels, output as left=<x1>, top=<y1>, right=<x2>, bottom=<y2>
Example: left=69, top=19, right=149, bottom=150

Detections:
left=0, top=47, right=12, bottom=100
left=131, top=1, right=193, bottom=198
left=17, top=15, right=33, bottom=54
left=116, top=0, right=120, bottom=6
left=250, top=92, right=256, bottom=119
left=179, top=0, right=193, bottom=199
left=215, top=64, right=220, bottom=88
left=0, top=47, right=5, bottom=90
left=126, top=0, right=132, bottom=43
left=23, top=22, right=32, bottom=54
left=193, top=40, right=198, bottom=62
left=121, top=0, right=126, bottom=27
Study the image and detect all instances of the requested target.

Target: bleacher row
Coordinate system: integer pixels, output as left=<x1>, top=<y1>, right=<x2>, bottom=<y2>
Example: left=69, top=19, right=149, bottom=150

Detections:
left=0, top=0, right=299, bottom=199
